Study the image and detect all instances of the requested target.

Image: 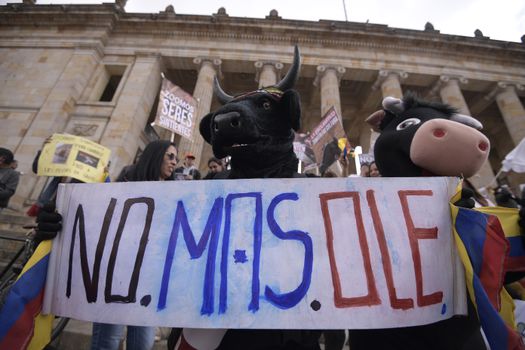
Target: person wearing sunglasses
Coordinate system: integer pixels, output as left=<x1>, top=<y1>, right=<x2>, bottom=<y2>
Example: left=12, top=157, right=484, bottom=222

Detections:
left=91, top=139, right=177, bottom=350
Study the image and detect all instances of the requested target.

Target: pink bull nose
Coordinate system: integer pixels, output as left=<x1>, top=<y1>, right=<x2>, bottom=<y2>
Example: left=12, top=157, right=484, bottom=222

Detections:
left=479, top=141, right=489, bottom=151
left=410, top=118, right=490, bottom=177
left=433, top=129, right=446, bottom=138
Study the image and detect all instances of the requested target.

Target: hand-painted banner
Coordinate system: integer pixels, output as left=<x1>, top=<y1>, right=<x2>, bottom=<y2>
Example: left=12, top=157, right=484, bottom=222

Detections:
left=37, top=134, right=111, bottom=183
left=154, top=78, right=197, bottom=140
left=43, top=177, right=466, bottom=329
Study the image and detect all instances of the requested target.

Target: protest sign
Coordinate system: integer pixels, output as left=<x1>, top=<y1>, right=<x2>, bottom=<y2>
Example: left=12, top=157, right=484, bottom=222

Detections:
left=44, top=177, right=466, bottom=329
left=37, top=134, right=111, bottom=183
left=307, top=107, right=349, bottom=173
left=154, top=78, right=197, bottom=140
left=293, top=132, right=315, bottom=165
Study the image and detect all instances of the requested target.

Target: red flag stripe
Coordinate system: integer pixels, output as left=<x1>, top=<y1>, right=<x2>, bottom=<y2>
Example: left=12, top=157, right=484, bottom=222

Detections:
left=0, top=290, right=44, bottom=350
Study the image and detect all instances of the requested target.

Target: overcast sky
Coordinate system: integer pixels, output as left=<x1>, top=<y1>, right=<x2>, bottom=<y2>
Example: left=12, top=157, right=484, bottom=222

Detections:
left=2, top=0, right=524, bottom=42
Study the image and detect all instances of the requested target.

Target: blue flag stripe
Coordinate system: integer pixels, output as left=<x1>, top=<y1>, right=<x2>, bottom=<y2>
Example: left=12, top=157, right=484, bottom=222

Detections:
left=507, top=236, right=525, bottom=258
left=0, top=253, right=49, bottom=340
left=455, top=208, right=488, bottom=275
left=473, top=276, right=508, bottom=350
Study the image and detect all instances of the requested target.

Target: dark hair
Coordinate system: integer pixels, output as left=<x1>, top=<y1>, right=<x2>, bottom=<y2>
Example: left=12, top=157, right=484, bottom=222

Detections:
left=129, top=140, right=176, bottom=181
left=0, top=148, right=14, bottom=165
left=208, top=157, right=222, bottom=166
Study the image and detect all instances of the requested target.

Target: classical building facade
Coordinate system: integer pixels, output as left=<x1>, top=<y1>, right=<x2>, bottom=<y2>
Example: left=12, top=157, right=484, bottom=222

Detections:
left=1, top=1, right=524, bottom=209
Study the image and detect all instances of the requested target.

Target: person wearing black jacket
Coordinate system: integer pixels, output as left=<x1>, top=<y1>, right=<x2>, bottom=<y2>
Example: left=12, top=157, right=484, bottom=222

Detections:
left=0, top=147, right=19, bottom=212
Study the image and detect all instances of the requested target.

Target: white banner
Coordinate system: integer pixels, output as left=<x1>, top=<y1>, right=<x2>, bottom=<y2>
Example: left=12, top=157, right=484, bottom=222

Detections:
left=44, top=177, right=465, bottom=329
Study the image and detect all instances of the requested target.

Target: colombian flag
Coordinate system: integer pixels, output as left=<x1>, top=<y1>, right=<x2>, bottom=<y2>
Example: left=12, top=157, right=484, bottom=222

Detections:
left=0, top=240, right=53, bottom=350
left=450, top=190, right=525, bottom=350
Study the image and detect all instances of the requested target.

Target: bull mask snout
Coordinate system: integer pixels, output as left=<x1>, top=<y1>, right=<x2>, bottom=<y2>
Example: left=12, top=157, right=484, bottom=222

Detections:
left=213, top=111, right=242, bottom=137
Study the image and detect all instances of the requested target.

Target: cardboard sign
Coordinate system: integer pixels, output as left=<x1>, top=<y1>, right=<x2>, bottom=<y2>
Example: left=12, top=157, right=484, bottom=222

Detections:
left=44, top=177, right=466, bottom=329
left=37, top=134, right=111, bottom=183
left=307, top=107, right=349, bottom=172
left=293, top=132, right=315, bottom=165
left=154, top=78, right=197, bottom=140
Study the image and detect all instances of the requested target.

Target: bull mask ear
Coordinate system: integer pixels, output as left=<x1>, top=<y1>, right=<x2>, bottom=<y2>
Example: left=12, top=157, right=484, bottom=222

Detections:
left=213, top=76, right=234, bottom=105
left=382, top=96, right=405, bottom=114
left=281, top=90, right=301, bottom=131
left=275, top=45, right=301, bottom=91
left=199, top=112, right=214, bottom=143
left=365, top=110, right=386, bottom=132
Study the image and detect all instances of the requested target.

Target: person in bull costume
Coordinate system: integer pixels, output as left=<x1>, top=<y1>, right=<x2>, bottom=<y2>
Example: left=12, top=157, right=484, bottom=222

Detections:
left=170, top=46, right=322, bottom=350
left=347, top=94, right=525, bottom=350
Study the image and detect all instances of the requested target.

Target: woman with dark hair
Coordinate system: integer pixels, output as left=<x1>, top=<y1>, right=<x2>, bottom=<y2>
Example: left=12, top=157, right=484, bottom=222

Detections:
left=116, top=140, right=178, bottom=182
left=203, top=157, right=224, bottom=179
left=91, top=139, right=178, bottom=350
left=368, top=161, right=381, bottom=177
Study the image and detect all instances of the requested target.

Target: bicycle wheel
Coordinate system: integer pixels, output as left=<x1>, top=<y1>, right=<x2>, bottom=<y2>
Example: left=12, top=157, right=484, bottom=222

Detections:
left=0, top=269, right=17, bottom=307
left=51, top=316, right=70, bottom=342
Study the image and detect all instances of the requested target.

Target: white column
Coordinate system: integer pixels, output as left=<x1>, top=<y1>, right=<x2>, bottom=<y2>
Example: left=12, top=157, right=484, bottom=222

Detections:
left=314, top=65, right=346, bottom=119
left=369, top=70, right=407, bottom=152
left=254, top=61, right=283, bottom=88
left=495, top=82, right=525, bottom=146
left=178, top=58, right=222, bottom=165
left=100, top=52, right=162, bottom=176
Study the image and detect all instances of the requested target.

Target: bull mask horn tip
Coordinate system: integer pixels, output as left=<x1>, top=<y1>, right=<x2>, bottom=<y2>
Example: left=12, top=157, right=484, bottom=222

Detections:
left=450, top=113, right=483, bottom=130
left=213, top=75, right=234, bottom=104
left=275, top=45, right=301, bottom=91
left=382, top=96, right=405, bottom=114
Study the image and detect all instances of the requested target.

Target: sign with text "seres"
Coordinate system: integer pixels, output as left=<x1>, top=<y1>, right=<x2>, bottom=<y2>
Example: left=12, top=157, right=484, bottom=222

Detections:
left=154, top=78, right=197, bottom=140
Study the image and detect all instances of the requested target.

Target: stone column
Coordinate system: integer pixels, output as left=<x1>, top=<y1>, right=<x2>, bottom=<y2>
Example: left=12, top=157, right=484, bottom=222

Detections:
left=178, top=57, right=221, bottom=165
left=12, top=45, right=102, bottom=208
left=368, top=70, right=407, bottom=153
left=254, top=61, right=283, bottom=88
left=374, top=70, right=407, bottom=99
left=100, top=51, right=162, bottom=177
left=436, top=75, right=495, bottom=188
left=314, top=65, right=346, bottom=118
left=437, top=76, right=470, bottom=115
left=495, top=82, right=525, bottom=146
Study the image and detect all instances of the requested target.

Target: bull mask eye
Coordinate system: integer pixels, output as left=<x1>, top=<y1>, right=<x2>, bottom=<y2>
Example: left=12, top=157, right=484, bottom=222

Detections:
left=396, top=118, right=421, bottom=131
left=262, top=100, right=271, bottom=110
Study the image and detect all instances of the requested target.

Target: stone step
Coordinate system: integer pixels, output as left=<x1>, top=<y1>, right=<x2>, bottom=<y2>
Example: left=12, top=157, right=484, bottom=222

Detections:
left=0, top=211, right=35, bottom=226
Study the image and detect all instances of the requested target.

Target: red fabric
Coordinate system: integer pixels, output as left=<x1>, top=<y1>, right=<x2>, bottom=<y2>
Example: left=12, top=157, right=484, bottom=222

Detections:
left=26, top=204, right=40, bottom=217
left=177, top=334, right=197, bottom=350
left=0, top=290, right=43, bottom=350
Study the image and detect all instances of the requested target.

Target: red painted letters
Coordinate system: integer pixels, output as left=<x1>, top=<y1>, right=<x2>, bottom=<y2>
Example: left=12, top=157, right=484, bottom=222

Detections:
left=319, top=192, right=381, bottom=308
left=320, top=189, right=443, bottom=309
left=398, top=190, right=443, bottom=307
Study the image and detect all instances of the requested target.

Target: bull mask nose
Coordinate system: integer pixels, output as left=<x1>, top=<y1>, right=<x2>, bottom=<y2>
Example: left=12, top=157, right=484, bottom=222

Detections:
left=213, top=111, right=242, bottom=134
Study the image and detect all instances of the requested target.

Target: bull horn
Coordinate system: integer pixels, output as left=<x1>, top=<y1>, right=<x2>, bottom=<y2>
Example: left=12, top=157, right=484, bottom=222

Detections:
left=275, top=45, right=301, bottom=91
left=365, top=110, right=386, bottom=132
left=213, top=75, right=234, bottom=104
left=450, top=113, right=483, bottom=130
left=382, top=96, right=405, bottom=114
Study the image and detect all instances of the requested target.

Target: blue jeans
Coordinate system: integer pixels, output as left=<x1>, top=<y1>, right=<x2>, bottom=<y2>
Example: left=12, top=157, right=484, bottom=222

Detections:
left=36, top=177, right=61, bottom=207
left=90, top=323, right=156, bottom=350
